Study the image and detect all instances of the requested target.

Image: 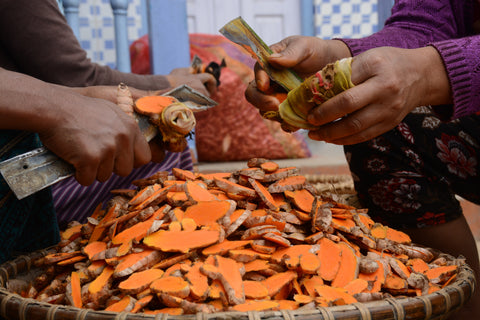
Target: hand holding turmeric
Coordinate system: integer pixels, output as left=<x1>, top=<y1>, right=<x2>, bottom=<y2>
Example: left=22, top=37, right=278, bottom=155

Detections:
left=264, top=57, right=354, bottom=132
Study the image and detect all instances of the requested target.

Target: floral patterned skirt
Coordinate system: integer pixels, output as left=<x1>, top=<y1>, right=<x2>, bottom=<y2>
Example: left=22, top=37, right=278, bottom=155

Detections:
left=344, top=106, right=480, bottom=229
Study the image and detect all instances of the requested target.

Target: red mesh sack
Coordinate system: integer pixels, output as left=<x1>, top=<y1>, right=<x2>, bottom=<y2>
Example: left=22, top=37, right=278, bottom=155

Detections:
left=130, top=33, right=311, bottom=162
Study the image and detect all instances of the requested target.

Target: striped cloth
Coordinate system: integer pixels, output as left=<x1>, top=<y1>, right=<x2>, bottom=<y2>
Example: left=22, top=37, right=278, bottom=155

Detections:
left=52, top=149, right=193, bottom=228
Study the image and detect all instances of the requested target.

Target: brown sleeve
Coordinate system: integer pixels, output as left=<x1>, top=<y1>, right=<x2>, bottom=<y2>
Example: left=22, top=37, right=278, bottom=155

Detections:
left=0, top=0, right=170, bottom=90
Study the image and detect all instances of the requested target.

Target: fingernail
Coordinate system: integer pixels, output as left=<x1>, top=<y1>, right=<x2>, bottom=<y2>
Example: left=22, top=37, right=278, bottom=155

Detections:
left=269, top=53, right=281, bottom=59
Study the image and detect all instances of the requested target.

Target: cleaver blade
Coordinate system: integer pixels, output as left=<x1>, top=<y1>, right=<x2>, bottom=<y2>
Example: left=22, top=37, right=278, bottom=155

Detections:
left=0, top=85, right=217, bottom=200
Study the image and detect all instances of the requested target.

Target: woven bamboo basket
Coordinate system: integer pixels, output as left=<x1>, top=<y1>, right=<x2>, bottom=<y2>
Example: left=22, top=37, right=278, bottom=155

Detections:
left=0, top=247, right=475, bottom=320
left=0, top=174, right=475, bottom=320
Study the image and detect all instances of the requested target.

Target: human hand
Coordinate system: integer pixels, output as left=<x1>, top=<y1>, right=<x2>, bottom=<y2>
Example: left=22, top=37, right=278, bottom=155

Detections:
left=166, top=67, right=217, bottom=96
left=245, top=36, right=351, bottom=112
left=38, top=92, right=151, bottom=186
left=74, top=85, right=167, bottom=162
left=307, top=46, right=452, bottom=145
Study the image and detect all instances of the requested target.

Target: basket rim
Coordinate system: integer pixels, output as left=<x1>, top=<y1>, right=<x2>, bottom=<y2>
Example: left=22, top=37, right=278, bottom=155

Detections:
left=0, top=248, right=476, bottom=320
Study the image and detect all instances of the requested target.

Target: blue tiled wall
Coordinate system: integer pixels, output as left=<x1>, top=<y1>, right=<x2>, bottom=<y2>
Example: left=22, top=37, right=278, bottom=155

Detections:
left=77, top=0, right=378, bottom=69
left=313, top=0, right=378, bottom=39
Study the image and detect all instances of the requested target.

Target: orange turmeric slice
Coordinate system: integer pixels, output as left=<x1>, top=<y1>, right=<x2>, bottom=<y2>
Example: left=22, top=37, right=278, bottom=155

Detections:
left=183, top=200, right=236, bottom=227
left=104, top=295, right=136, bottom=312
left=331, top=242, right=359, bottom=288
left=249, top=178, right=279, bottom=211
left=267, top=175, right=306, bottom=193
left=151, top=276, right=191, bottom=299
left=202, top=240, right=251, bottom=256
left=144, top=229, right=220, bottom=253
left=185, top=180, right=218, bottom=203
left=69, top=271, right=82, bottom=308
left=134, top=95, right=178, bottom=115
left=261, top=270, right=297, bottom=297
left=118, top=268, right=164, bottom=295
left=243, top=281, right=269, bottom=299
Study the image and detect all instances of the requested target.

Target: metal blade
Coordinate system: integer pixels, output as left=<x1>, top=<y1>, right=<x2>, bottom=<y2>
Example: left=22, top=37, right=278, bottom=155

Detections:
left=0, top=85, right=216, bottom=200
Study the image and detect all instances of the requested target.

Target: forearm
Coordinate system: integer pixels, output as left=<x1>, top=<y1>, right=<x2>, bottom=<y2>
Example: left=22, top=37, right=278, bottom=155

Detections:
left=338, top=0, right=465, bottom=55
left=0, top=0, right=171, bottom=91
left=0, top=68, right=76, bottom=132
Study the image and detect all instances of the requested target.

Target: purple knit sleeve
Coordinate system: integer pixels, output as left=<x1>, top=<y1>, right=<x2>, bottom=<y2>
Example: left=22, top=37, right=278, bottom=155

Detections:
left=338, top=0, right=480, bottom=119
left=429, top=36, right=480, bottom=119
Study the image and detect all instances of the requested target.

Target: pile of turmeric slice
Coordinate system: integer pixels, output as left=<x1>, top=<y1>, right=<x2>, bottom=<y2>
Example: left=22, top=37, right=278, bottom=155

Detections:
left=13, top=158, right=465, bottom=315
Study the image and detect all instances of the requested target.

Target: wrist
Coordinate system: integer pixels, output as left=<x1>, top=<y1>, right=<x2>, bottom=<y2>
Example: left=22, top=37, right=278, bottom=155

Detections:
left=326, top=40, right=353, bottom=62
left=414, top=46, right=452, bottom=106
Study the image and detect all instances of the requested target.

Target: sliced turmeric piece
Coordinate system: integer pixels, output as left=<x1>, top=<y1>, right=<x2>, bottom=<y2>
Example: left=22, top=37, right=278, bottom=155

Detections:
left=183, top=200, right=236, bottom=227
left=113, top=249, right=163, bottom=278
left=250, top=240, right=276, bottom=254
left=214, top=178, right=257, bottom=198
left=243, top=281, right=269, bottom=299
left=299, top=252, right=321, bottom=274
left=261, top=167, right=300, bottom=182
left=226, top=209, right=252, bottom=236
left=185, top=261, right=209, bottom=300
left=180, top=217, right=197, bottom=232
left=241, top=225, right=281, bottom=240
left=331, top=242, right=359, bottom=288
left=238, top=167, right=265, bottom=180
left=104, top=295, right=136, bottom=312
left=228, top=248, right=270, bottom=263
left=384, top=273, right=408, bottom=292
left=370, top=223, right=387, bottom=239
left=130, top=295, right=154, bottom=313
left=385, top=227, right=412, bottom=245
left=86, top=266, right=114, bottom=304
left=133, top=184, right=173, bottom=210
left=267, top=175, right=306, bottom=193
left=61, top=224, right=83, bottom=241
left=261, top=270, right=297, bottom=297
left=315, top=285, right=357, bottom=305
left=284, top=189, right=315, bottom=213
left=359, top=259, right=387, bottom=293
left=184, top=180, right=218, bottom=203
left=244, top=259, right=270, bottom=273
left=69, top=271, right=82, bottom=308
left=231, top=300, right=279, bottom=312
left=271, top=244, right=317, bottom=266
left=424, top=265, right=458, bottom=284
left=201, top=256, right=246, bottom=305
left=57, top=255, right=86, bottom=266
left=118, top=268, right=164, bottom=294
left=301, top=276, right=324, bottom=297
left=407, top=258, right=430, bottom=274
left=293, top=294, right=314, bottom=304
left=111, top=211, right=164, bottom=245
left=134, top=95, right=178, bottom=115
left=202, top=240, right=251, bottom=256
left=128, top=184, right=162, bottom=206
left=317, top=237, right=342, bottom=281
left=260, top=161, right=279, bottom=173
left=144, top=229, right=220, bottom=253
left=390, top=258, right=411, bottom=280
left=343, top=278, right=368, bottom=296
left=150, top=276, right=191, bottom=299
left=248, top=178, right=279, bottom=211
left=42, top=251, right=83, bottom=265
left=331, top=217, right=356, bottom=233
left=172, top=167, right=197, bottom=181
